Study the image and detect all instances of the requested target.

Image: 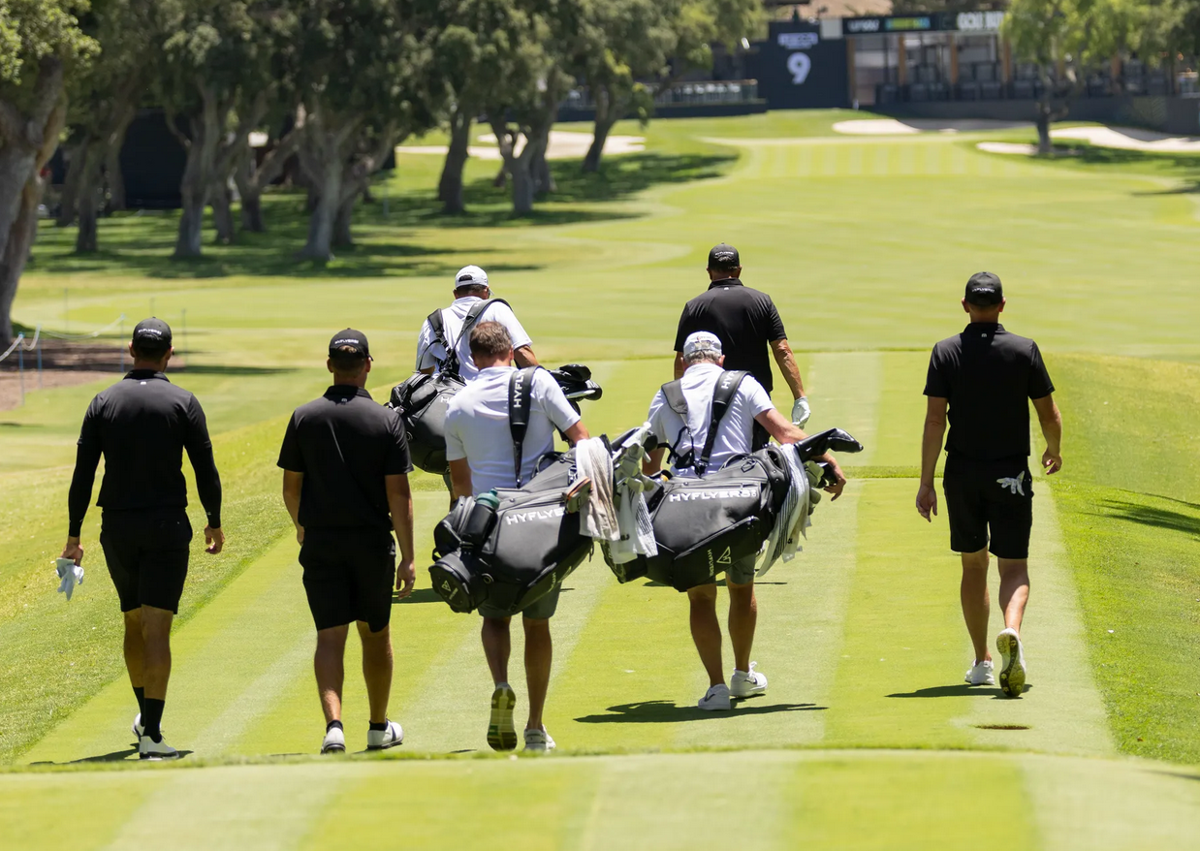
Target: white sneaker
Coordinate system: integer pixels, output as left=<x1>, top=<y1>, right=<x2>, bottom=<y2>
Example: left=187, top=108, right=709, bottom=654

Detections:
left=523, top=727, right=556, bottom=753
left=138, top=735, right=178, bottom=761
left=964, top=659, right=995, bottom=686
left=487, top=684, right=518, bottom=751
left=730, top=662, right=768, bottom=698
left=367, top=720, right=404, bottom=751
left=996, top=628, right=1027, bottom=697
left=132, top=713, right=143, bottom=739
left=321, top=726, right=346, bottom=754
left=697, top=684, right=732, bottom=711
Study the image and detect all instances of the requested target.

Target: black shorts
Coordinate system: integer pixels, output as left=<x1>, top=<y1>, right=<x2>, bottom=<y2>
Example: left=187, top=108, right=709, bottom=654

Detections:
left=299, top=528, right=396, bottom=633
left=99, top=510, right=192, bottom=613
left=942, top=457, right=1034, bottom=560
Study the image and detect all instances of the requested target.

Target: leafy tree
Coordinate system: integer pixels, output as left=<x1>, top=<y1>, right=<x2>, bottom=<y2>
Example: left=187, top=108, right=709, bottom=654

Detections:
left=293, top=0, right=440, bottom=260
left=1004, top=0, right=1138, bottom=153
left=155, top=0, right=297, bottom=257
left=575, top=0, right=759, bottom=173
left=0, top=0, right=96, bottom=345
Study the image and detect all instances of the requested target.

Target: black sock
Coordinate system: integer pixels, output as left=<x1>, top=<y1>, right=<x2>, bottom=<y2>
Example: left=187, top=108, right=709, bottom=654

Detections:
left=133, top=686, right=145, bottom=716
left=369, top=720, right=388, bottom=732
left=142, top=698, right=165, bottom=742
left=326, top=720, right=343, bottom=733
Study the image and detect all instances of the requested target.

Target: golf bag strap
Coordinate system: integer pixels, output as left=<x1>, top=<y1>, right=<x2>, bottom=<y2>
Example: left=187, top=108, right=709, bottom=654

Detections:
left=696, top=370, right=750, bottom=476
left=442, top=298, right=512, bottom=377
left=508, top=366, right=539, bottom=487
left=661, top=380, right=688, bottom=417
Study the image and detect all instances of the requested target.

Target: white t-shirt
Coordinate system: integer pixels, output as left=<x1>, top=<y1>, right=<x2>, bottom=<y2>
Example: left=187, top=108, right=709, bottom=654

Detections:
left=647, top=362, right=774, bottom=478
left=415, top=297, right=533, bottom=383
left=445, top=366, right=581, bottom=496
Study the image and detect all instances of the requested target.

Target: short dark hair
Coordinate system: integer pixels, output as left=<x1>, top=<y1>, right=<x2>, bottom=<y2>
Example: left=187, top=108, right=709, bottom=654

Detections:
left=131, top=341, right=170, bottom=361
left=454, top=283, right=488, bottom=296
left=469, top=321, right=512, bottom=361
left=329, top=345, right=367, bottom=376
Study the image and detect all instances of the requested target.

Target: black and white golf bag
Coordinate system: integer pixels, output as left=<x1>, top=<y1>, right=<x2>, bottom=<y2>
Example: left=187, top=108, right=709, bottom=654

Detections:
left=428, top=451, right=593, bottom=616
left=603, top=428, right=863, bottom=592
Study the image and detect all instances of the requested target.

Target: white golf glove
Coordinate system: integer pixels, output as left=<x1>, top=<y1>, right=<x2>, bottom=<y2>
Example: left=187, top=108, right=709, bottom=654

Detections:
left=791, top=397, right=811, bottom=428
left=54, top=557, right=84, bottom=602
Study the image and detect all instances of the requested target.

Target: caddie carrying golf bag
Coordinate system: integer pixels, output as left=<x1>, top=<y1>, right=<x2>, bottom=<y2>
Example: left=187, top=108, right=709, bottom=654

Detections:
left=389, top=300, right=602, bottom=474
left=603, top=428, right=863, bottom=591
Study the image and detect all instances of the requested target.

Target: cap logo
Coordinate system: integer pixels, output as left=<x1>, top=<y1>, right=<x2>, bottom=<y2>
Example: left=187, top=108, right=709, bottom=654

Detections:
left=332, top=338, right=360, bottom=347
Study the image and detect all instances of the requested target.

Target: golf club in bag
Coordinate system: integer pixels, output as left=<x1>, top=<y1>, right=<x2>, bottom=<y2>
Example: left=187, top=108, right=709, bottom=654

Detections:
left=389, top=363, right=602, bottom=475
left=602, top=428, right=864, bottom=591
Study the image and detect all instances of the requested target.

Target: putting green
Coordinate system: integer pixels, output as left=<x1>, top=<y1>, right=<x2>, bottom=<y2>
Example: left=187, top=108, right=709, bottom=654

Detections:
left=2, top=112, right=1199, bottom=844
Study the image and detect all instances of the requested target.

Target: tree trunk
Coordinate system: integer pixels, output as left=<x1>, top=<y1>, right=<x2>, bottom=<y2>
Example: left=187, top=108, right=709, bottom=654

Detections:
left=533, top=145, right=555, bottom=195
left=56, top=140, right=86, bottom=226
left=240, top=192, right=265, bottom=232
left=1035, top=107, right=1052, bottom=155
left=74, top=146, right=103, bottom=253
left=0, top=146, right=38, bottom=290
left=104, top=120, right=130, bottom=212
left=210, top=179, right=234, bottom=245
left=438, top=108, right=472, bottom=214
left=174, top=181, right=207, bottom=258
left=300, top=166, right=341, bottom=261
left=583, top=114, right=617, bottom=173
left=333, top=192, right=354, bottom=248
left=0, top=173, right=44, bottom=345
left=511, top=155, right=536, bottom=216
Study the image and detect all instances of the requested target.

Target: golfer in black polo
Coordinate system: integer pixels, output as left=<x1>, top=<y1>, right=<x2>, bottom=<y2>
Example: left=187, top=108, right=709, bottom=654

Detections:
left=916, top=273, right=1063, bottom=698
left=63, top=318, right=224, bottom=760
left=278, top=330, right=416, bottom=754
left=674, top=243, right=812, bottom=437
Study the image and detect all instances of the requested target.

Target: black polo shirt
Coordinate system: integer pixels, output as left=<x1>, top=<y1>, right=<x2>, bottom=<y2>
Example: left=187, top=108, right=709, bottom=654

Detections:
left=277, top=385, right=412, bottom=532
left=674, top=278, right=787, bottom=393
left=924, top=323, right=1055, bottom=462
left=68, top=370, right=222, bottom=536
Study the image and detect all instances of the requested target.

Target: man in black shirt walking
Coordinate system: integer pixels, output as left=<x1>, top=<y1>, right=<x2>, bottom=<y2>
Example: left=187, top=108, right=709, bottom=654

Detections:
left=917, top=273, right=1063, bottom=698
left=674, top=243, right=812, bottom=439
left=63, top=318, right=224, bottom=760
left=278, top=329, right=416, bottom=754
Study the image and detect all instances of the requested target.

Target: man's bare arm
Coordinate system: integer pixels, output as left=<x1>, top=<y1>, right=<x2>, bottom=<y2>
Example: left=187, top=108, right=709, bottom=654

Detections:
left=449, top=458, right=473, bottom=501
left=916, top=397, right=947, bottom=521
left=755, top=409, right=846, bottom=500
left=282, top=470, right=304, bottom=542
left=643, top=446, right=667, bottom=477
left=770, top=338, right=806, bottom=399
left=385, top=473, right=416, bottom=598
left=419, top=367, right=434, bottom=375
left=1032, top=394, right=1063, bottom=474
left=563, top=421, right=589, bottom=446
left=514, top=345, right=539, bottom=368
left=673, top=352, right=685, bottom=380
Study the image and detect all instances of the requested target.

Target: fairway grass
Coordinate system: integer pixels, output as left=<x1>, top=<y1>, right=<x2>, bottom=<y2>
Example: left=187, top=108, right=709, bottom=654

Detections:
left=2, top=111, right=1199, bottom=844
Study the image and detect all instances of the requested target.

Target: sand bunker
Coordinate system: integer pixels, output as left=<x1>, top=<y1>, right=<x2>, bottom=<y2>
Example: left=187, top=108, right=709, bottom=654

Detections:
left=1048, top=126, right=1200, bottom=153
left=833, top=118, right=1027, bottom=135
left=400, top=130, right=645, bottom=161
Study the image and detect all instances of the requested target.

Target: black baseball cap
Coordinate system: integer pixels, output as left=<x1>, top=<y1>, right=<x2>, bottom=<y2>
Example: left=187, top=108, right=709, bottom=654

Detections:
left=132, top=318, right=172, bottom=349
left=965, top=271, right=1004, bottom=306
left=707, top=243, right=740, bottom=271
left=328, top=328, right=370, bottom=359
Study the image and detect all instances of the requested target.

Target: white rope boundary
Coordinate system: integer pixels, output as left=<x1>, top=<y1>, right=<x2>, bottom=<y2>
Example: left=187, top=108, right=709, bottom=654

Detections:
left=0, top=314, right=124, bottom=364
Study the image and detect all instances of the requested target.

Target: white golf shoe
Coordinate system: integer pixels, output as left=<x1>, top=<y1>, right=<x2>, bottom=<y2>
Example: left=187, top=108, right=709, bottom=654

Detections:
left=697, top=683, right=732, bottom=711
left=132, top=713, right=143, bottom=739
left=996, top=629, right=1027, bottom=697
left=523, top=728, right=556, bottom=753
left=321, top=725, right=346, bottom=755
left=138, top=735, right=179, bottom=761
left=964, top=659, right=995, bottom=686
left=367, top=720, right=404, bottom=751
left=730, top=662, right=768, bottom=698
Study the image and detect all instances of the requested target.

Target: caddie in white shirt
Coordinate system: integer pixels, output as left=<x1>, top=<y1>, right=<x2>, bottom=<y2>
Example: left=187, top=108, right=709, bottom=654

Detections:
left=416, top=265, right=538, bottom=381
left=444, top=321, right=589, bottom=753
left=644, top=331, right=847, bottom=711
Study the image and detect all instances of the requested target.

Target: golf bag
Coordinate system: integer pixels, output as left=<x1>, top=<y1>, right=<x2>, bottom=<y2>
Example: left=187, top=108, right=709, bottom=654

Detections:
left=389, top=299, right=601, bottom=474
left=428, top=450, right=593, bottom=616
left=604, top=428, right=862, bottom=591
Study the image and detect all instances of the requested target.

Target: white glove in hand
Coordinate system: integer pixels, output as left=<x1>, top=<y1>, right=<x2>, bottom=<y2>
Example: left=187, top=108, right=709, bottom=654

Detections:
left=54, top=558, right=85, bottom=602
left=791, top=397, right=811, bottom=428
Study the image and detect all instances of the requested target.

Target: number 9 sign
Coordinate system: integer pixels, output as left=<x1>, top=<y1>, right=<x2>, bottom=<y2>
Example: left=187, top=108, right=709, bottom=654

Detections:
left=787, top=52, right=812, bottom=85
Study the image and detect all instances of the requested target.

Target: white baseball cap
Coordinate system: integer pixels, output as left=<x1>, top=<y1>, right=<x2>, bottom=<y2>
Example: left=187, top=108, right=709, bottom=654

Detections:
left=683, top=331, right=722, bottom=357
left=454, top=265, right=489, bottom=290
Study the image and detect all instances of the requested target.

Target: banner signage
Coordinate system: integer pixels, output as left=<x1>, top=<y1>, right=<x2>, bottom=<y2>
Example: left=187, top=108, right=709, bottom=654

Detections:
left=842, top=12, right=1005, bottom=35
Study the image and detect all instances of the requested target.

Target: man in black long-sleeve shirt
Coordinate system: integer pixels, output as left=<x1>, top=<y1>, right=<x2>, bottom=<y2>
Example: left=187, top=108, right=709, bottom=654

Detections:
left=62, top=318, right=225, bottom=760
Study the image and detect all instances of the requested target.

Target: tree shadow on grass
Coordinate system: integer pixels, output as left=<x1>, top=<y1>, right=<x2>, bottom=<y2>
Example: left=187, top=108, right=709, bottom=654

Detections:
left=575, top=700, right=825, bottom=724
left=1089, top=499, right=1200, bottom=541
left=888, top=683, right=1033, bottom=699
left=29, top=746, right=194, bottom=764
